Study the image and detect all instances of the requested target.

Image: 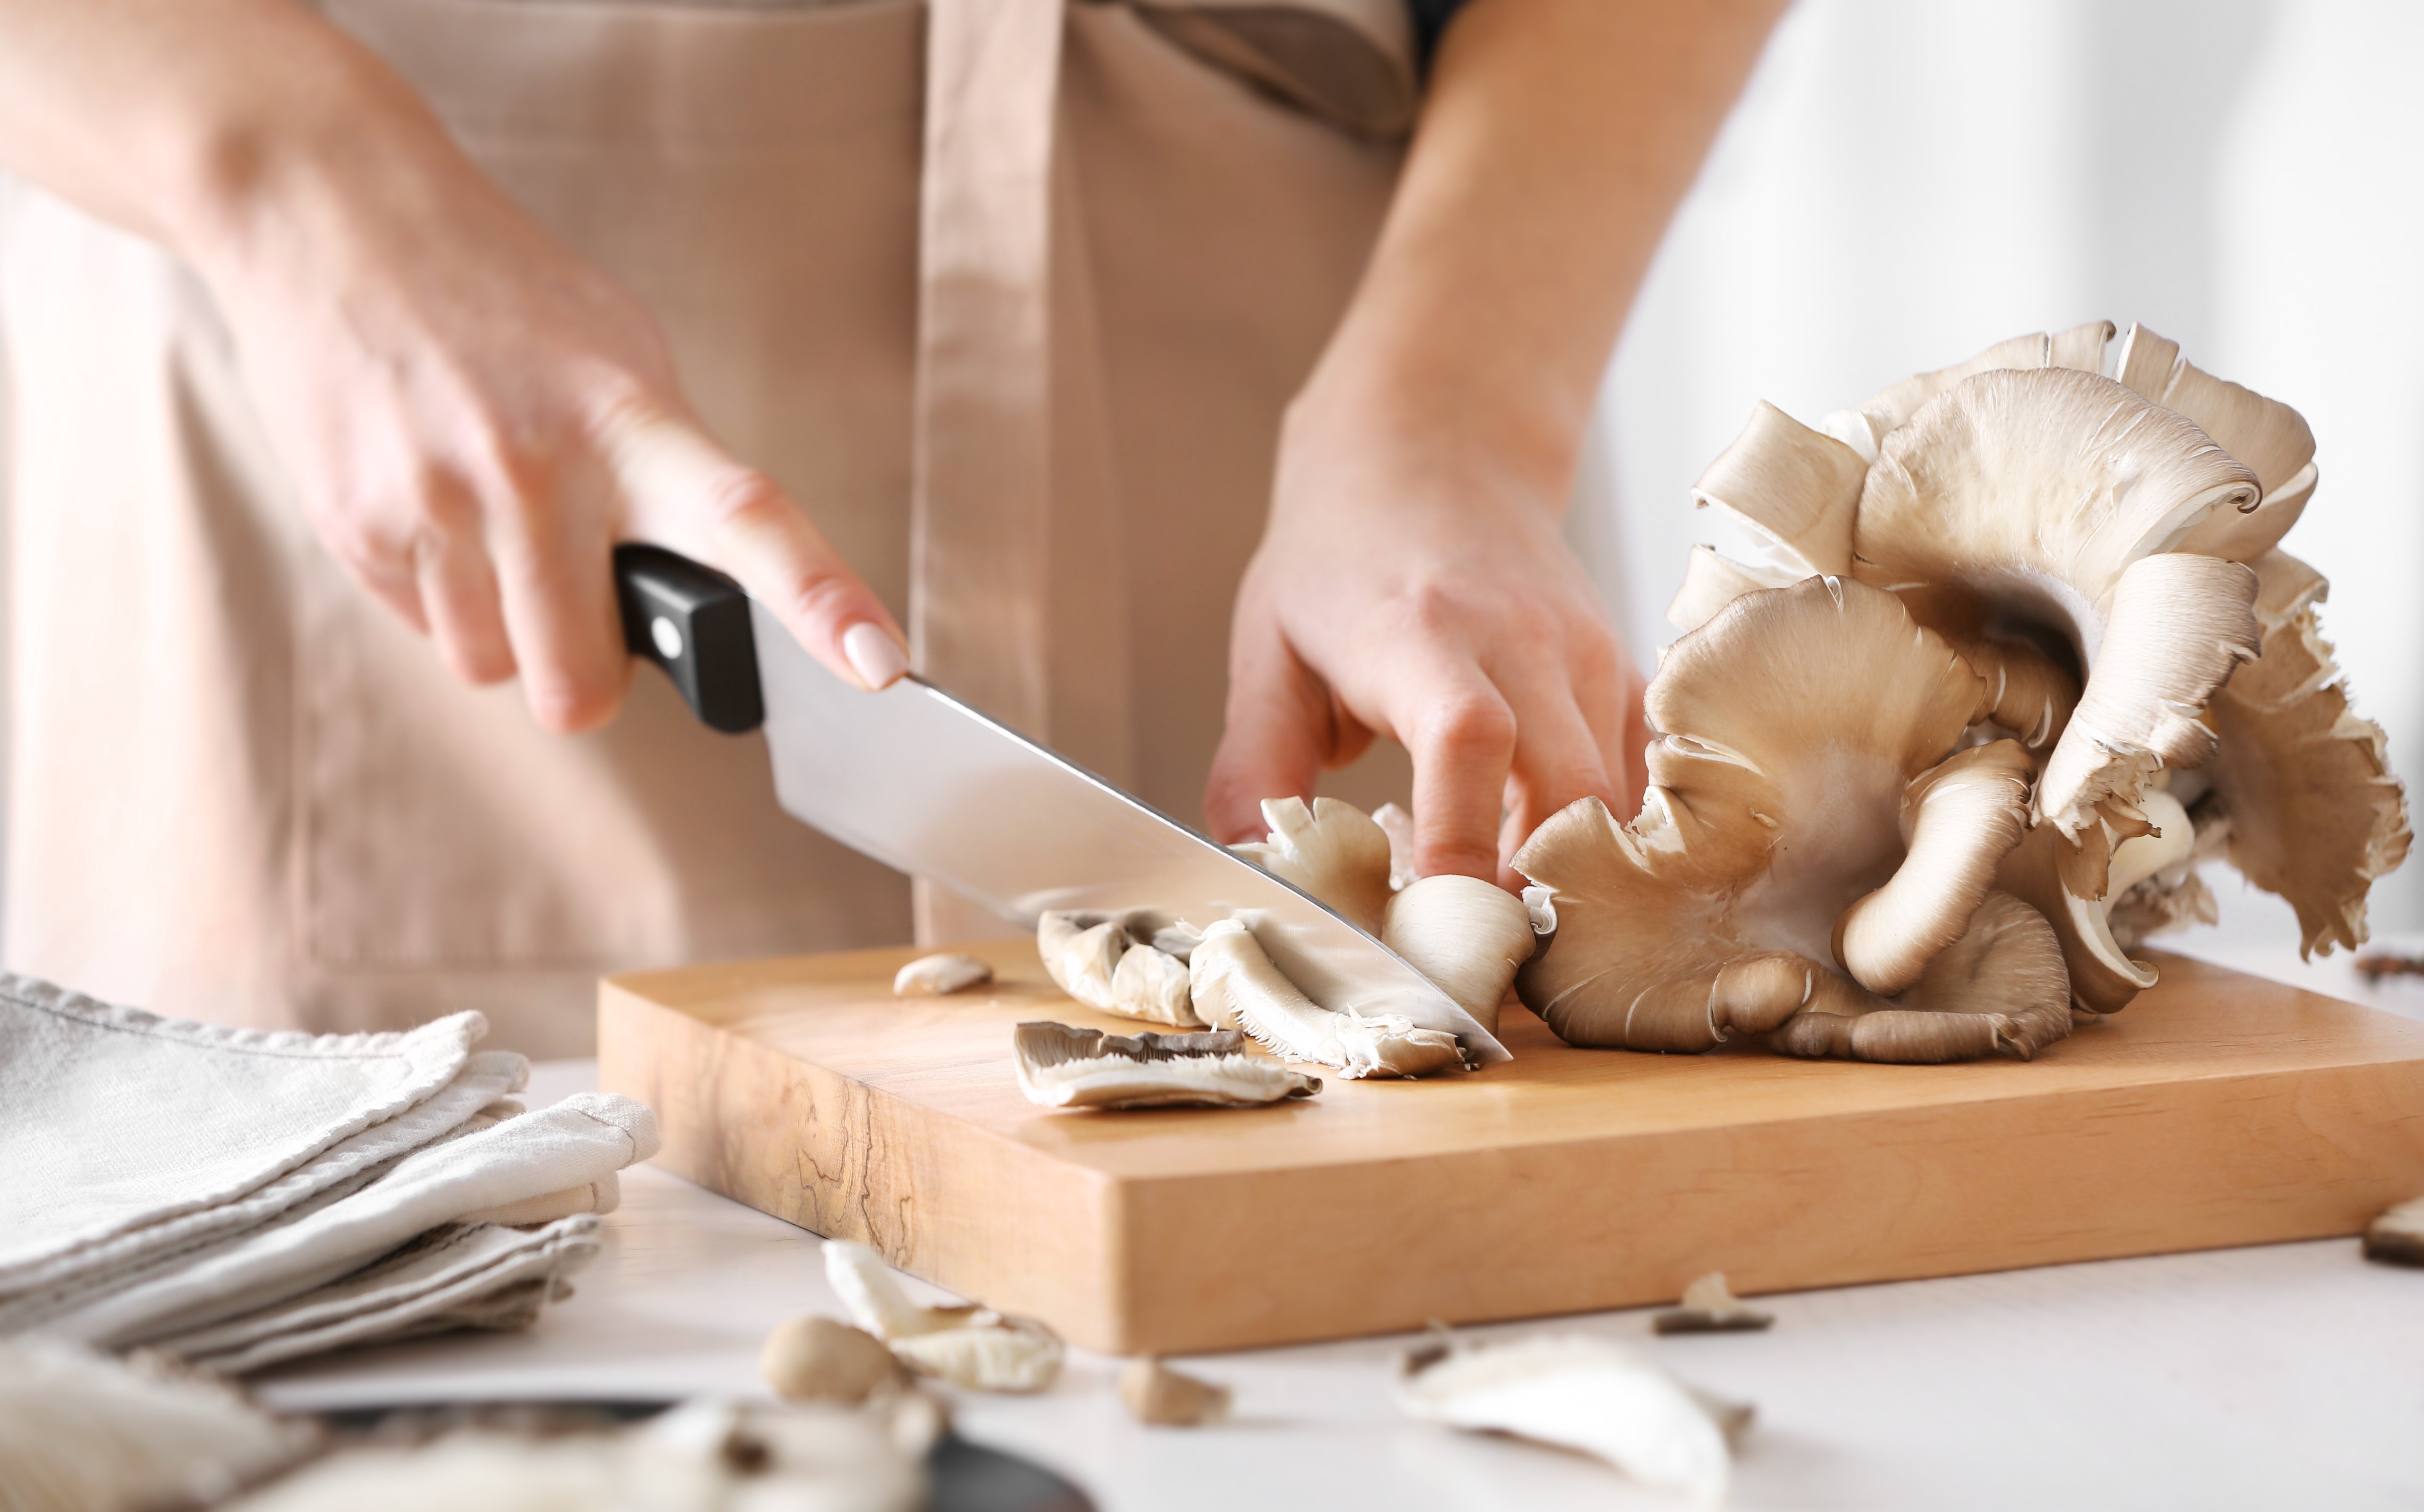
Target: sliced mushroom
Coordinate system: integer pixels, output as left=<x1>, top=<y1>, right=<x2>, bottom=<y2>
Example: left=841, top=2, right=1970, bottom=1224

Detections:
left=1381, top=874, right=1534, bottom=1038
left=1012, top=1020, right=1320, bottom=1110
left=1516, top=576, right=2069, bottom=1063
left=1652, top=1272, right=1774, bottom=1335
left=1189, top=919, right=1468, bottom=1078
left=1231, top=796, right=1394, bottom=934
left=1395, top=1332, right=1746, bottom=1505
left=891, top=952, right=993, bottom=997
left=1119, top=1358, right=1232, bottom=1427
left=1035, top=910, right=1205, bottom=1029
left=821, top=1241, right=1064, bottom=1394
left=2363, top=1194, right=2424, bottom=1267
left=760, top=1316, right=911, bottom=1404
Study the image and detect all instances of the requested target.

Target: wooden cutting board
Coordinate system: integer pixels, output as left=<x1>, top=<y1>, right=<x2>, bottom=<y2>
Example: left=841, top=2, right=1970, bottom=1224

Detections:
left=597, top=940, right=2424, bottom=1356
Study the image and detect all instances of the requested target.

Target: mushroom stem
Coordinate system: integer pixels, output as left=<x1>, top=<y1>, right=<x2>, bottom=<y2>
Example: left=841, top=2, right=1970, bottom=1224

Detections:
left=1834, top=740, right=2033, bottom=995
left=1189, top=920, right=1467, bottom=1079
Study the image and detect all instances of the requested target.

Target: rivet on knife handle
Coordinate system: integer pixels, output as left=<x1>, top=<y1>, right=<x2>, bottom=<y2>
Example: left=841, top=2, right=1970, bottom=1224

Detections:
left=613, top=544, right=764, bottom=734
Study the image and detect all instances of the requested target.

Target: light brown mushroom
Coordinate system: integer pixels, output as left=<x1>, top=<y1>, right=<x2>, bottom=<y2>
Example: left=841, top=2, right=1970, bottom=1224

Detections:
left=891, top=952, right=993, bottom=997
left=1231, top=796, right=1393, bottom=934
left=760, top=1316, right=911, bottom=1404
left=2364, top=1195, right=2424, bottom=1267
left=1652, top=1272, right=1774, bottom=1335
left=1189, top=919, right=1468, bottom=1078
left=1380, top=874, right=1534, bottom=1038
left=1395, top=1332, right=1745, bottom=1504
left=1119, top=1358, right=1232, bottom=1427
left=821, top=1242, right=1063, bottom=1394
left=1035, top=911, right=1206, bottom=1029
left=1670, top=321, right=2403, bottom=1013
left=1011, top=1020, right=1320, bottom=1110
left=1515, top=576, right=2069, bottom=1063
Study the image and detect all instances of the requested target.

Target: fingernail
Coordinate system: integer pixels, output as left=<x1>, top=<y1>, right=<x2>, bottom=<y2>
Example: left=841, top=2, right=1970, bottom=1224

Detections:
left=843, top=622, right=911, bottom=690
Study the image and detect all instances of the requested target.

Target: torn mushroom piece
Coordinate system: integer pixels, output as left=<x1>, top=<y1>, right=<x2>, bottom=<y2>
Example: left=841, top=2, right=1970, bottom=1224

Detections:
left=1119, top=1359, right=1232, bottom=1427
left=1653, top=1273, right=1774, bottom=1335
left=1516, top=576, right=2070, bottom=1063
left=821, top=1242, right=1064, bottom=1394
left=1012, top=1021, right=1319, bottom=1110
left=760, top=1316, right=911, bottom=1405
left=2363, top=1195, right=2424, bottom=1268
left=1395, top=1332, right=1748, bottom=1506
left=1190, top=919, right=1470, bottom=1078
left=1035, top=911, right=1204, bottom=1029
left=1231, top=796, right=1394, bottom=934
left=1673, top=321, right=2403, bottom=1013
left=892, top=952, right=993, bottom=997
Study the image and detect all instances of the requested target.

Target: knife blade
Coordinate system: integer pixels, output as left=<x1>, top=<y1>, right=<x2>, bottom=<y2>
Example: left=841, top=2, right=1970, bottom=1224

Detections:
left=616, top=545, right=1508, bottom=1063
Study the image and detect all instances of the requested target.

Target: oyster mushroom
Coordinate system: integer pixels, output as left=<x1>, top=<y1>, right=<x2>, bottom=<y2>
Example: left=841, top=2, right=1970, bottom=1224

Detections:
left=1035, top=911, right=1205, bottom=1029
left=1395, top=1332, right=1747, bottom=1506
left=1231, top=796, right=1394, bottom=934
left=1652, top=1272, right=1774, bottom=1335
left=821, top=1242, right=1063, bottom=1394
left=1190, top=919, right=1469, bottom=1078
left=1516, top=576, right=2070, bottom=1062
left=1380, top=875, right=1535, bottom=1038
left=1119, top=1358, right=1232, bottom=1427
left=1012, top=1021, right=1320, bottom=1110
left=2364, top=1194, right=2424, bottom=1267
left=891, top=952, right=993, bottom=997
left=1672, top=321, right=2403, bottom=1009
left=760, top=1316, right=910, bottom=1404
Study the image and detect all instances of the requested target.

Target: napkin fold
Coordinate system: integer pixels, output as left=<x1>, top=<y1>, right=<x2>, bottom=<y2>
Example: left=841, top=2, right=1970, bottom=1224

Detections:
left=0, top=974, right=657, bottom=1374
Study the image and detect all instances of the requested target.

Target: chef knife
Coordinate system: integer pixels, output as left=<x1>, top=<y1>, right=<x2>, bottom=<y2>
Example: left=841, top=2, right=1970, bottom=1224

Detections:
left=614, top=544, right=1508, bottom=1063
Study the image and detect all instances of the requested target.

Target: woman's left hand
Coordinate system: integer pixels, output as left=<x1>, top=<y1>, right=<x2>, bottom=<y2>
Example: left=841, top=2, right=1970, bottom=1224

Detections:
left=1205, top=382, right=1647, bottom=886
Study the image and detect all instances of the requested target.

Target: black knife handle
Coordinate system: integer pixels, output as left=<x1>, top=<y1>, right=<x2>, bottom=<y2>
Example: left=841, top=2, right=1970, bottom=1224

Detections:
left=614, top=544, right=764, bottom=734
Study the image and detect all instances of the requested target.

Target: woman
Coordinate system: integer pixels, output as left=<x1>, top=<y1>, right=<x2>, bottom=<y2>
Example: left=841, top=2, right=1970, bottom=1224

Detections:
left=0, top=0, right=1781, bottom=1050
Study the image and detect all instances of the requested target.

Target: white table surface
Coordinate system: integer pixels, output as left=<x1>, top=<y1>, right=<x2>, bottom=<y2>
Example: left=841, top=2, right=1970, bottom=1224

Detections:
left=254, top=917, right=2424, bottom=1512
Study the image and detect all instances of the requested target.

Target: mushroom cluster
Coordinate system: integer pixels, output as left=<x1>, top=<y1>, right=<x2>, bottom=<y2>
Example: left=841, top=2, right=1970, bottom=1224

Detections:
left=1520, top=322, right=2408, bottom=1062
left=1032, top=796, right=1538, bottom=1079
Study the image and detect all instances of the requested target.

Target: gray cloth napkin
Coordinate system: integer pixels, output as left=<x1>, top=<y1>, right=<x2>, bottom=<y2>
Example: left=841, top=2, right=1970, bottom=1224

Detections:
left=1, top=974, right=658, bottom=1373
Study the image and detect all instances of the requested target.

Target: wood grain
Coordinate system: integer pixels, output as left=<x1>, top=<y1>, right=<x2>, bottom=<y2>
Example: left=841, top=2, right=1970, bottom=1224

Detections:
left=597, top=942, right=2424, bottom=1355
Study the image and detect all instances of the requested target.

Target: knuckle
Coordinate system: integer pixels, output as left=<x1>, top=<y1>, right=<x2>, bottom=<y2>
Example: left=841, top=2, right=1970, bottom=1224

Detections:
left=1419, top=691, right=1517, bottom=762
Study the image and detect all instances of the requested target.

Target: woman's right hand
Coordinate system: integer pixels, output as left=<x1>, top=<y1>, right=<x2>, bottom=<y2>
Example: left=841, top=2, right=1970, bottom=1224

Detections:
left=0, top=0, right=908, bottom=734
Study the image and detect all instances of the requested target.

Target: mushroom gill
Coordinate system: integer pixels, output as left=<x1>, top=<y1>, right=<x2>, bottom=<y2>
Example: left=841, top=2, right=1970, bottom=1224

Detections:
left=1515, top=576, right=2069, bottom=1063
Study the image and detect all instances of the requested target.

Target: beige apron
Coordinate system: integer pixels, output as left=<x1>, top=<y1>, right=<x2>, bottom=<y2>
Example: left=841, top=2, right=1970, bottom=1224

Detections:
left=0, top=0, right=1411, bottom=1053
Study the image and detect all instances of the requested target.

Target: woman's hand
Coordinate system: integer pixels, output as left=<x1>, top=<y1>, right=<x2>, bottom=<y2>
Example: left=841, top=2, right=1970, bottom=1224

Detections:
left=1207, top=386, right=1646, bottom=884
left=0, top=0, right=909, bottom=733
left=1204, top=0, right=1785, bottom=882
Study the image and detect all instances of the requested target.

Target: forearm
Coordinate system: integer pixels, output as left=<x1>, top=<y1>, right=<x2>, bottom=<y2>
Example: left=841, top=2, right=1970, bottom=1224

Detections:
left=0, top=0, right=475, bottom=282
left=1300, top=0, right=1789, bottom=501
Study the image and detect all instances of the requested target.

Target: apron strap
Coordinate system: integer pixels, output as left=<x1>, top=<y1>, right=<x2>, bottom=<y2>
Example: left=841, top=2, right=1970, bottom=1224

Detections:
left=911, top=0, right=1068, bottom=741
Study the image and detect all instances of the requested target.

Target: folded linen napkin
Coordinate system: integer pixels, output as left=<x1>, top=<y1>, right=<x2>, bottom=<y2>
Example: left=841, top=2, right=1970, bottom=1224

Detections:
left=0, top=974, right=481, bottom=1293
left=1, top=973, right=657, bottom=1373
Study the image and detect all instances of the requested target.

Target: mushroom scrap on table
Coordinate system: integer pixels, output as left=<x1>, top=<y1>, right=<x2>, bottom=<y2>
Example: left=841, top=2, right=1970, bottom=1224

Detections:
left=903, top=320, right=2408, bottom=1101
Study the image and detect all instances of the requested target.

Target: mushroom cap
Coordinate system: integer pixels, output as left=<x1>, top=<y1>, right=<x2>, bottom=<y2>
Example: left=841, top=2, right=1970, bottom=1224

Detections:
left=1231, top=796, right=1393, bottom=936
left=1514, top=577, right=2061, bottom=1060
left=2201, top=554, right=2412, bottom=957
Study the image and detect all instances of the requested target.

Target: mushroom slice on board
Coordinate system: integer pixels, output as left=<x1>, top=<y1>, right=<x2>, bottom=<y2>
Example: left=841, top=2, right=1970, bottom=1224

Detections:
left=891, top=952, right=993, bottom=997
left=1012, top=1021, right=1320, bottom=1110
left=1035, top=911, right=1205, bottom=1029
left=1515, top=576, right=2068, bottom=1063
left=1395, top=1333, right=1748, bottom=1507
left=821, top=1242, right=1063, bottom=1393
left=1230, top=796, right=1394, bottom=934
left=1190, top=919, right=1469, bottom=1077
